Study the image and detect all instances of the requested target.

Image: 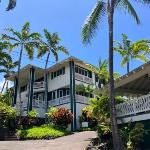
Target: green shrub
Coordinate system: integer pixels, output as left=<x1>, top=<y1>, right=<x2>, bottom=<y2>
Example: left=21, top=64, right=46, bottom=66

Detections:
left=16, top=125, right=69, bottom=140
left=47, top=107, right=73, bottom=129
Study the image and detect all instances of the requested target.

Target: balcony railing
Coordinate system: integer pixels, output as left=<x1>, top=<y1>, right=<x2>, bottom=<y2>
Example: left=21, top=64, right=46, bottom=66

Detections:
left=33, top=81, right=45, bottom=91
left=32, top=98, right=46, bottom=108
left=116, top=94, right=150, bottom=117
left=49, top=95, right=70, bottom=106
left=76, top=95, right=89, bottom=104
left=75, top=73, right=93, bottom=84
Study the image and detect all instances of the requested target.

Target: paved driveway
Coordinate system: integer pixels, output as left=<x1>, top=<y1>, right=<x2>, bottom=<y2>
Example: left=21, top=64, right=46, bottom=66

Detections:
left=0, top=131, right=97, bottom=150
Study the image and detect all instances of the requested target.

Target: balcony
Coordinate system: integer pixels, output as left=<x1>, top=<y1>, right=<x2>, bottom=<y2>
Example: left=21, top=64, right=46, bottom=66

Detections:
left=32, top=98, right=46, bottom=108
left=49, top=95, right=70, bottom=106
left=75, top=95, right=89, bottom=104
left=75, top=73, right=93, bottom=84
left=116, top=94, right=150, bottom=118
left=33, top=81, right=45, bottom=92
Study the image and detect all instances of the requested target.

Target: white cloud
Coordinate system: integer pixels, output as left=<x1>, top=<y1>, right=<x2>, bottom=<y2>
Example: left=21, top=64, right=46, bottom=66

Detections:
left=0, top=78, right=14, bottom=93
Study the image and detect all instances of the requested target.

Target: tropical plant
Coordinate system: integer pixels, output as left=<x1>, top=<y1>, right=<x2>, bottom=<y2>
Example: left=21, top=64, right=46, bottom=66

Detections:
left=1, top=22, right=41, bottom=115
left=48, top=107, right=73, bottom=129
left=38, top=29, right=69, bottom=111
left=82, top=1, right=150, bottom=149
left=0, top=0, right=16, bottom=11
left=0, top=56, right=18, bottom=93
left=87, top=58, right=120, bottom=86
left=114, top=34, right=150, bottom=73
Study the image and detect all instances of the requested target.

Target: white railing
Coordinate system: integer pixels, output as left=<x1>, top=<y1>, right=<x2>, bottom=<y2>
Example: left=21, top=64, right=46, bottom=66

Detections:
left=49, top=95, right=70, bottom=106
left=76, top=95, right=89, bottom=104
left=33, top=81, right=45, bottom=90
left=32, top=98, right=46, bottom=108
left=75, top=73, right=93, bottom=84
left=116, top=94, right=150, bottom=117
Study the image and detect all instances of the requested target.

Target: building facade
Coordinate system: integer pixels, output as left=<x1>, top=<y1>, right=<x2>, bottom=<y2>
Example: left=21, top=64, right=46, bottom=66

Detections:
left=9, top=57, right=99, bottom=131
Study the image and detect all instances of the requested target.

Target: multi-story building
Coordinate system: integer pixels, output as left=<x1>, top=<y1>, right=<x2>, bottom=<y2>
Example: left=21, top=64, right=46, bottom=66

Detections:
left=8, top=56, right=99, bottom=131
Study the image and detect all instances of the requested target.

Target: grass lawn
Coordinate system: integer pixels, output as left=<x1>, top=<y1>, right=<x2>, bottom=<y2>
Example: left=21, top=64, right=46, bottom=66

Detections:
left=16, top=125, right=70, bottom=140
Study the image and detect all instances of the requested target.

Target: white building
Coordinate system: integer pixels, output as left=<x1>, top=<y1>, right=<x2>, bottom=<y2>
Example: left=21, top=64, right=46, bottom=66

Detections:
left=8, top=56, right=99, bottom=131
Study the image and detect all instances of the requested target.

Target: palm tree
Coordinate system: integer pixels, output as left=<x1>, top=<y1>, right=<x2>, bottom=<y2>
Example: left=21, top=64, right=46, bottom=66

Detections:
left=0, top=58, right=18, bottom=93
left=82, top=1, right=150, bottom=149
left=114, top=34, right=150, bottom=73
left=0, top=0, right=16, bottom=11
left=38, top=29, right=69, bottom=112
left=1, top=22, right=41, bottom=114
left=87, top=58, right=120, bottom=86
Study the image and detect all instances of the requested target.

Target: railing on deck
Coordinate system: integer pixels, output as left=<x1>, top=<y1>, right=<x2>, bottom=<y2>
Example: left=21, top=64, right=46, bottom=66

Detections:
left=116, top=94, right=150, bottom=117
left=75, top=95, right=89, bottom=104
left=32, top=98, right=46, bottom=108
left=49, top=95, right=70, bottom=106
left=33, top=81, right=45, bottom=91
left=75, top=73, right=93, bottom=84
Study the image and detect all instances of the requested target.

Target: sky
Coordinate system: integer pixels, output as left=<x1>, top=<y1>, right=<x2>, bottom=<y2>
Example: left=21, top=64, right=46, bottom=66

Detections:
left=0, top=0, right=150, bottom=89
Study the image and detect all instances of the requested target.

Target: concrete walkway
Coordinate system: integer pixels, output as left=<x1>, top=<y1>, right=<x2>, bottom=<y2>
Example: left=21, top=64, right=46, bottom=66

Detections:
left=0, top=131, right=97, bottom=150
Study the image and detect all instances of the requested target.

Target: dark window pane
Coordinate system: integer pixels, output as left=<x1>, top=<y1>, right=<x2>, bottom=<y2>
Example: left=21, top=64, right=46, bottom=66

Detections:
left=95, top=74, right=99, bottom=82
left=51, top=72, right=54, bottom=79
left=54, top=72, right=56, bottom=78
left=79, top=68, right=82, bottom=74
left=57, top=70, right=59, bottom=76
left=60, top=69, right=62, bottom=75
left=67, top=90, right=70, bottom=95
left=62, top=67, right=65, bottom=74
left=82, top=70, right=85, bottom=75
left=60, top=90, right=63, bottom=97
left=53, top=92, right=56, bottom=99
left=75, top=66, right=78, bottom=73
left=57, top=90, right=59, bottom=98
left=63, top=89, right=66, bottom=96
left=88, top=71, right=92, bottom=78
left=85, top=71, right=87, bottom=76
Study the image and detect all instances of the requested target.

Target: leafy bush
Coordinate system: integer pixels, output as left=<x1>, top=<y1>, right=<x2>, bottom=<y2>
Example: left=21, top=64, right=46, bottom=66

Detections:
left=120, top=122, right=145, bottom=150
left=16, top=125, right=69, bottom=140
left=79, top=106, right=97, bottom=129
left=47, top=107, right=73, bottom=129
left=19, top=109, right=38, bottom=129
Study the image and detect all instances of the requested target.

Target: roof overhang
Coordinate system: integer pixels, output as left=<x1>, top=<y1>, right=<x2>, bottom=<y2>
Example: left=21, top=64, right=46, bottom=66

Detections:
left=114, top=61, right=150, bottom=96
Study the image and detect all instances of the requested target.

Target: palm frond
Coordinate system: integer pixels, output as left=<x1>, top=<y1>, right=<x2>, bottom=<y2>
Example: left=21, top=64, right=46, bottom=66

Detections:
left=6, top=0, right=16, bottom=11
left=44, top=29, right=52, bottom=45
left=116, top=0, right=140, bottom=24
left=82, top=1, right=106, bottom=44
left=121, top=56, right=129, bottom=67
left=58, top=46, right=69, bottom=55
left=133, top=54, right=149, bottom=62
left=51, top=47, right=58, bottom=62
left=24, top=43, right=34, bottom=60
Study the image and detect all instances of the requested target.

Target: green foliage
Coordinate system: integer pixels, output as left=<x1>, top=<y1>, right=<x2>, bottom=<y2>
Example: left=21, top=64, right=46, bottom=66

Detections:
left=114, top=34, right=150, bottom=70
left=16, top=125, right=69, bottom=140
left=28, top=109, right=38, bottom=118
left=120, top=122, right=145, bottom=149
left=47, top=107, right=73, bottom=129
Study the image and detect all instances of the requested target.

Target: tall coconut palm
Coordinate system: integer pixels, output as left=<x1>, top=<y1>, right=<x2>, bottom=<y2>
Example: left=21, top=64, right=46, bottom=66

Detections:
left=38, top=29, right=69, bottom=112
left=114, top=34, right=150, bottom=73
left=82, top=1, right=150, bottom=149
left=1, top=22, right=41, bottom=114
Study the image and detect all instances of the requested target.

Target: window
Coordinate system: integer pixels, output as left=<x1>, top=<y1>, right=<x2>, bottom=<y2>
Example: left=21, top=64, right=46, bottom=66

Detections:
left=59, top=90, right=63, bottom=97
left=54, top=72, right=56, bottom=78
left=88, top=71, right=92, bottom=78
left=52, top=92, right=56, bottom=100
left=51, top=72, right=54, bottom=79
left=62, top=67, right=65, bottom=74
left=51, top=67, right=65, bottom=80
left=75, top=67, right=78, bottom=73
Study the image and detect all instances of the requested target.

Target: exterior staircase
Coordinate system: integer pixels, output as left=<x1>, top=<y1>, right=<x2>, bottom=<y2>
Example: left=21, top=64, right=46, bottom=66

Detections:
left=7, top=131, right=18, bottom=141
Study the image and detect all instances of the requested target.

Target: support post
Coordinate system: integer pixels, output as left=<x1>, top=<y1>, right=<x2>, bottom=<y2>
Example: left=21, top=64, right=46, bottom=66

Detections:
left=70, top=60, right=76, bottom=131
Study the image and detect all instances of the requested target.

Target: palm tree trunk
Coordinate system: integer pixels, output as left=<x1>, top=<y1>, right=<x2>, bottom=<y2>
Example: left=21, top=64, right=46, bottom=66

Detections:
left=17, top=44, right=24, bottom=117
left=44, top=52, right=50, bottom=114
left=108, top=1, right=124, bottom=150
left=1, top=79, right=7, bottom=93
left=127, top=61, right=129, bottom=73
left=6, top=80, right=9, bottom=91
